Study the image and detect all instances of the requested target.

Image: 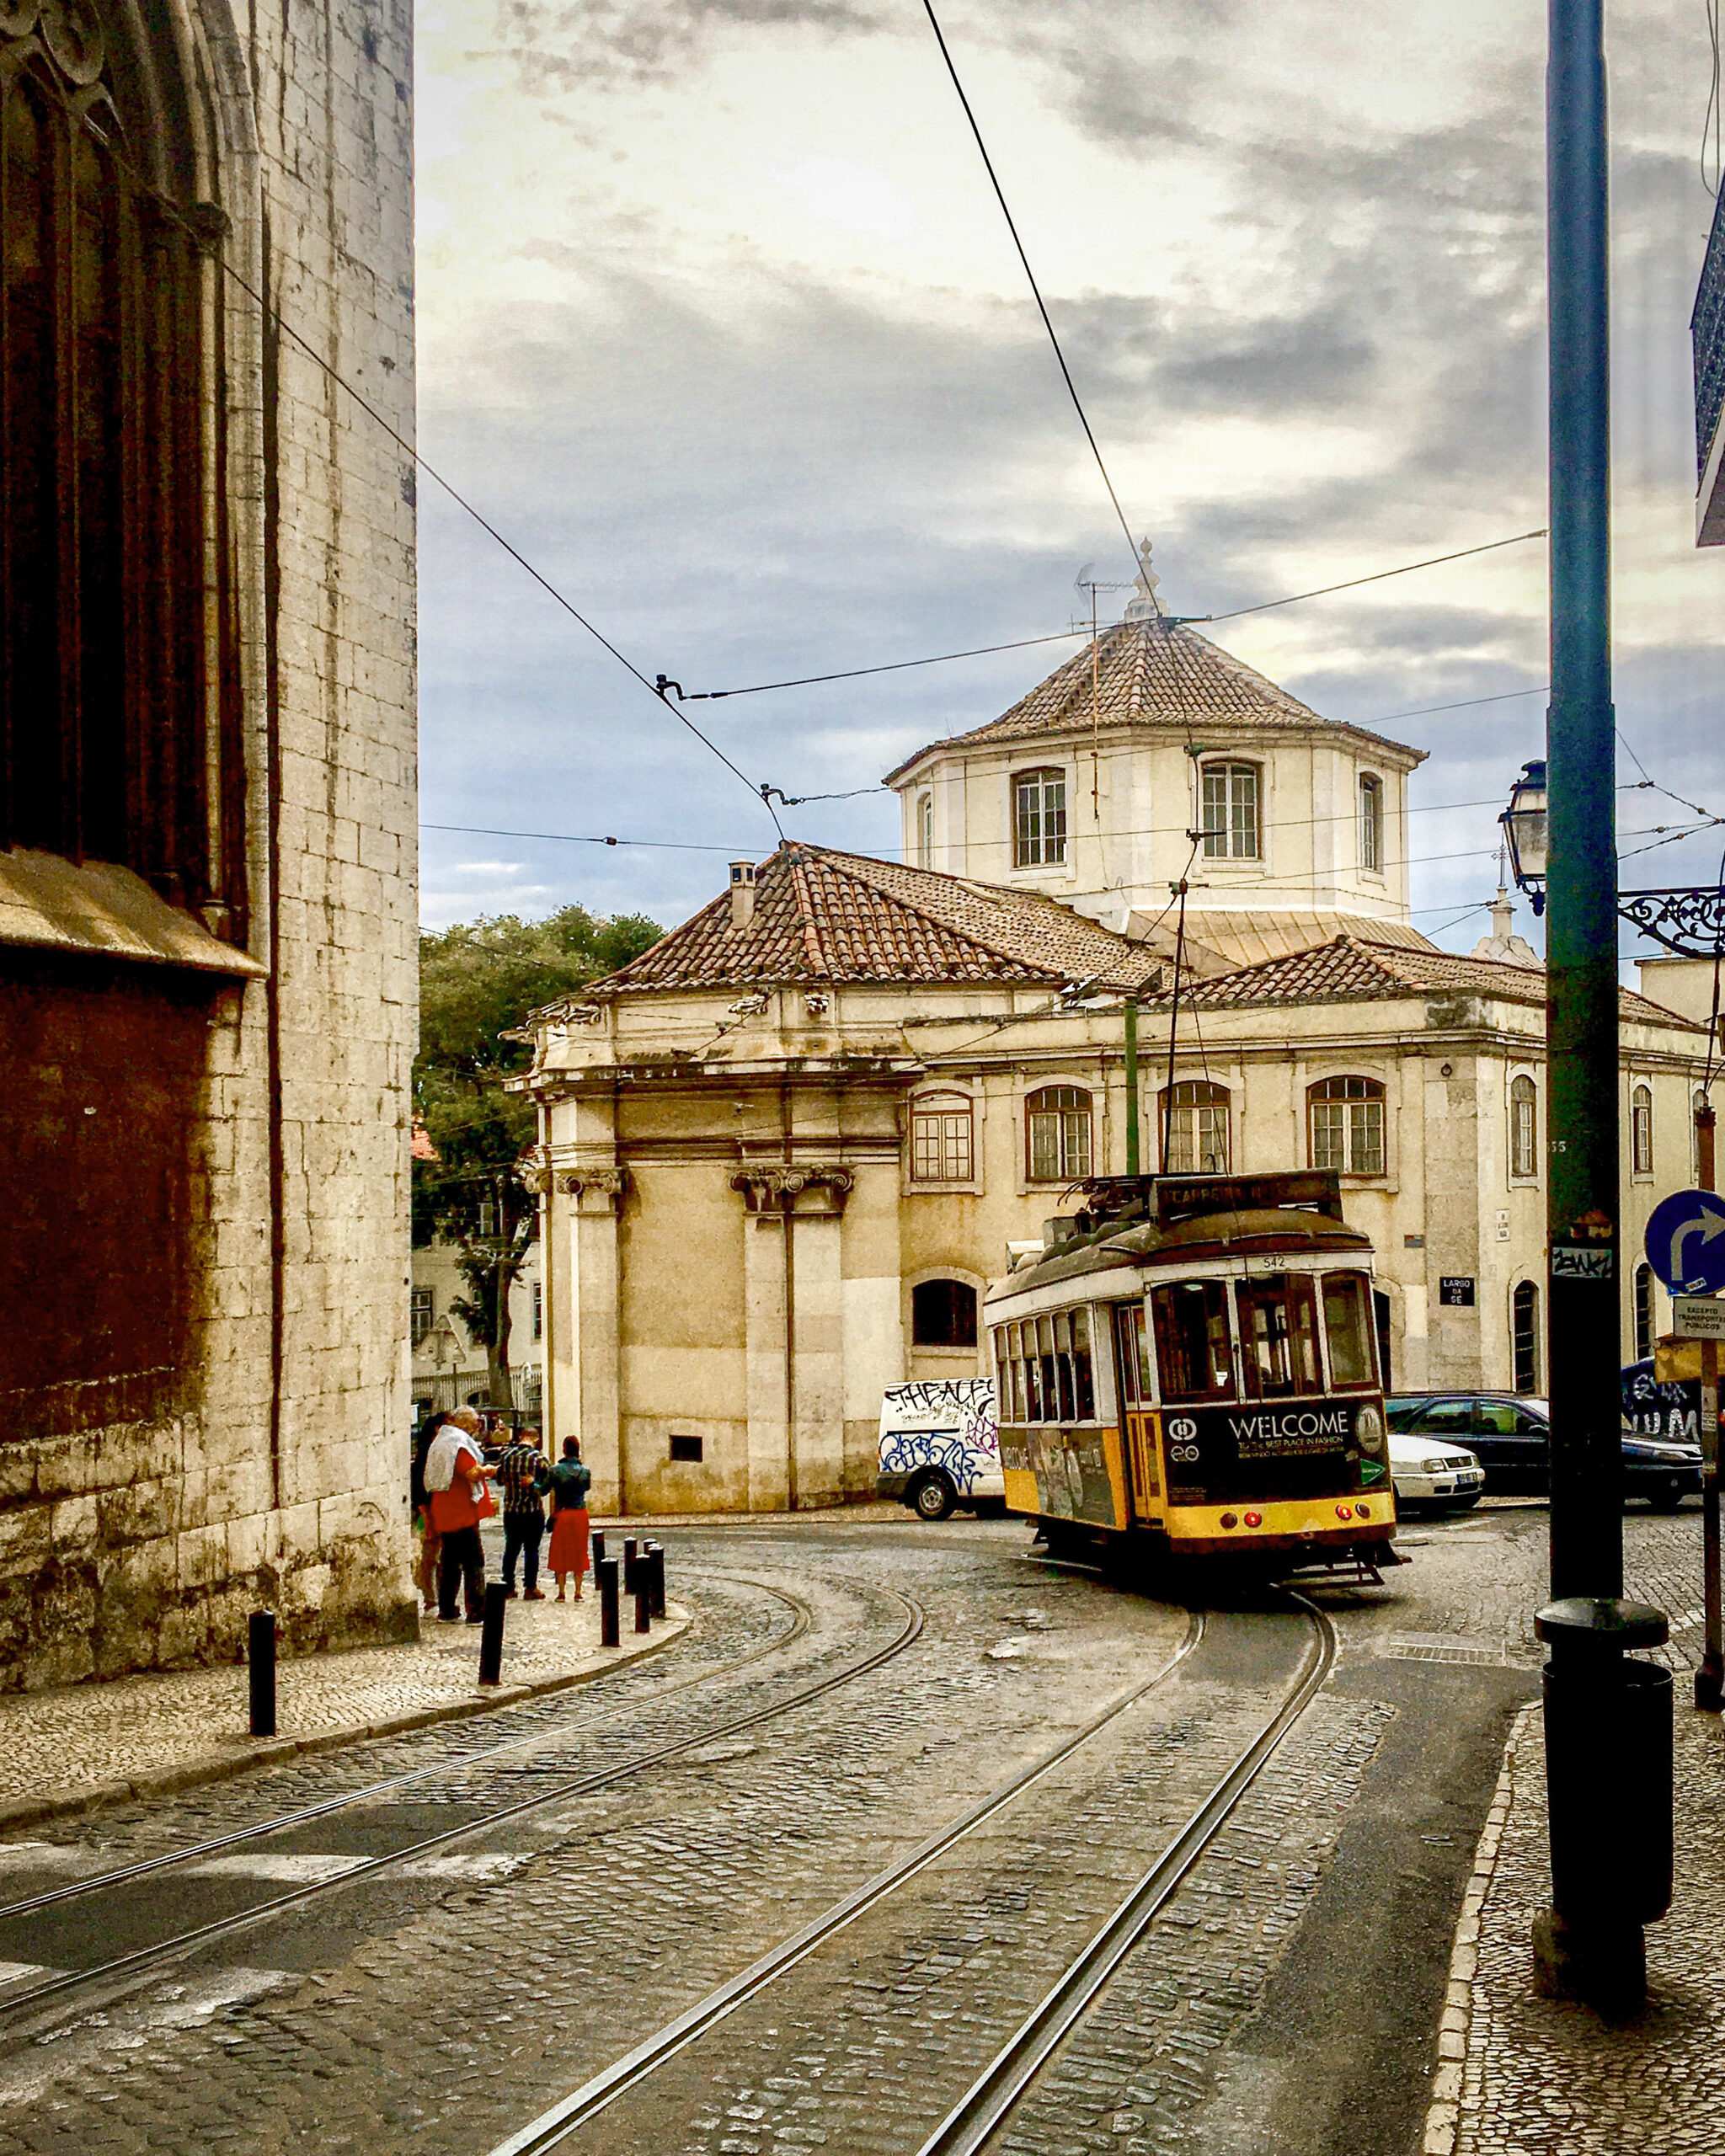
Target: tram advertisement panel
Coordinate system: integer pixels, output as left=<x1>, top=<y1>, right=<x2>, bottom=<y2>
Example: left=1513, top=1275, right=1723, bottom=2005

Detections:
left=1001, top=1428, right=1119, bottom=1527
left=1161, top=1400, right=1382, bottom=1508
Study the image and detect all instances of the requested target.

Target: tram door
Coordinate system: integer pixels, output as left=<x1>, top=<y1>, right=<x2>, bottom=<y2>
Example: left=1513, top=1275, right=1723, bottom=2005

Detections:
left=1113, top=1303, right=1162, bottom=1524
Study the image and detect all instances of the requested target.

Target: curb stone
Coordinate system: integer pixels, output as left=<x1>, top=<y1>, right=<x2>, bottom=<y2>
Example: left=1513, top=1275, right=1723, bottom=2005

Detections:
left=0, top=1604, right=691, bottom=1835
left=1422, top=1700, right=1542, bottom=2156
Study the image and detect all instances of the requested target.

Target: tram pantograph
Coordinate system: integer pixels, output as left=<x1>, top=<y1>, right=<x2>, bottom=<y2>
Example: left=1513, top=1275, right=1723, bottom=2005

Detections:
left=985, top=1170, right=1398, bottom=1573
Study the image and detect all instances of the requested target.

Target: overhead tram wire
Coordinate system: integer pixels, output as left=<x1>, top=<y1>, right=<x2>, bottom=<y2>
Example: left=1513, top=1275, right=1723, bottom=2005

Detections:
left=74, top=109, right=787, bottom=845
left=917, top=0, right=1140, bottom=575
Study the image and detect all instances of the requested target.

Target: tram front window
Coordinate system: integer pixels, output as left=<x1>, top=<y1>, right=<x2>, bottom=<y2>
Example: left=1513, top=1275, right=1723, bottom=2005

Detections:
left=1237, top=1275, right=1323, bottom=1398
left=1151, top=1281, right=1234, bottom=1401
left=1321, top=1273, right=1377, bottom=1390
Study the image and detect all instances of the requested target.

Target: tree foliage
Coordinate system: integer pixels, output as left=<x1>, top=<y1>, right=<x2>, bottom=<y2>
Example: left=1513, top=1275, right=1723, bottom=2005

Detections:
left=413, top=903, right=661, bottom=1397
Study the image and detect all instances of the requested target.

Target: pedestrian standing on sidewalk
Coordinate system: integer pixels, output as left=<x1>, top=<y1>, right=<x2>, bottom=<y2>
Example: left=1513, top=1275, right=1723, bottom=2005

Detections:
left=425, top=1406, right=492, bottom=1623
left=412, top=1411, right=448, bottom=1614
left=547, top=1438, right=592, bottom=1602
left=497, top=1427, right=551, bottom=1600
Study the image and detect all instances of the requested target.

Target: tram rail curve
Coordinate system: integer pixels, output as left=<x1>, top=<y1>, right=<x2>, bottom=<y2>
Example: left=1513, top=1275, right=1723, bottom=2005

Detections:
left=486, top=1604, right=1217, bottom=2156
left=0, top=1566, right=809, bottom=1929
left=0, top=1576, right=926, bottom=2030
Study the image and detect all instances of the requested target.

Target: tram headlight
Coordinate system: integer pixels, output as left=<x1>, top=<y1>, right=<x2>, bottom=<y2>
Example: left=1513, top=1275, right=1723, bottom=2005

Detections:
left=1354, top=1404, right=1386, bottom=1455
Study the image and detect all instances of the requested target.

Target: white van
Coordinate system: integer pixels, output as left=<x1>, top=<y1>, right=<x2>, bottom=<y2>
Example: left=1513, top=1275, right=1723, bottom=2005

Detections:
left=875, top=1379, right=1002, bottom=1521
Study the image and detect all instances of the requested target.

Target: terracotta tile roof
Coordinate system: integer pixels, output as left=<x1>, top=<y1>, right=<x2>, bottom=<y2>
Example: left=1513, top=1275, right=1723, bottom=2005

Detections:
left=1130, top=908, right=1439, bottom=978
left=884, top=614, right=1427, bottom=782
left=574, top=845, right=1153, bottom=998
left=1170, top=932, right=1706, bottom=1030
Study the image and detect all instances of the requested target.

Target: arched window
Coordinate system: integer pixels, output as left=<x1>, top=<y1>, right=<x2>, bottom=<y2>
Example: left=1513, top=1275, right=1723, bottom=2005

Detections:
left=916, top=792, right=933, bottom=867
left=912, top=1278, right=978, bottom=1349
left=1200, top=760, right=1260, bottom=860
left=0, top=5, right=236, bottom=922
left=1634, top=1262, right=1654, bottom=1363
left=1512, top=1279, right=1541, bottom=1394
left=1358, top=773, right=1383, bottom=871
left=1159, top=1079, right=1231, bottom=1174
left=1307, top=1075, right=1386, bottom=1176
left=910, top=1091, right=974, bottom=1182
left=1012, top=768, right=1066, bottom=867
left=1026, top=1085, right=1091, bottom=1182
left=1510, top=1075, right=1538, bottom=1179
left=1631, top=1082, right=1653, bottom=1176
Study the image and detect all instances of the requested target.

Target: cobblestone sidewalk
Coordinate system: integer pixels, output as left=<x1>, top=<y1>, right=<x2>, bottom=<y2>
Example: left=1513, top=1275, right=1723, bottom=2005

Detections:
left=1427, top=1694, right=1725, bottom=2155
left=0, top=1585, right=687, bottom=1833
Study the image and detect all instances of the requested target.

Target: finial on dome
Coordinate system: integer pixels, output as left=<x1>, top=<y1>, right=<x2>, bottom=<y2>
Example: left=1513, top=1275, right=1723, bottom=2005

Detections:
left=1123, top=536, right=1164, bottom=622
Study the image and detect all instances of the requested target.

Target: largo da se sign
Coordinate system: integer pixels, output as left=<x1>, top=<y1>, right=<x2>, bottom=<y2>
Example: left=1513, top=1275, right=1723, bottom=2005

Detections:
left=1644, top=1189, right=1725, bottom=1295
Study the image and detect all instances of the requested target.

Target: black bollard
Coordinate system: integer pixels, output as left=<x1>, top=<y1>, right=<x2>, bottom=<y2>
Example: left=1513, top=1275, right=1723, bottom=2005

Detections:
left=248, top=1609, right=277, bottom=1737
left=590, top=1529, right=606, bottom=1570
left=598, top=1557, right=621, bottom=1648
left=622, top=1535, right=638, bottom=1596
left=478, top=1580, right=508, bottom=1687
left=649, top=1542, right=666, bottom=1620
left=633, top=1565, right=651, bottom=1634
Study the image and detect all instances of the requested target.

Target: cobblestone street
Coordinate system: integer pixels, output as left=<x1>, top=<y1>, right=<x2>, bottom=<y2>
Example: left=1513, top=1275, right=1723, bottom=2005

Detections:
left=0, top=1506, right=1712, bottom=2156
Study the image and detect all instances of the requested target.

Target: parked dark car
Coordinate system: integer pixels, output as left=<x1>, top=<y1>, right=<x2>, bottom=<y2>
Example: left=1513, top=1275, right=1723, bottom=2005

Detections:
left=1386, top=1392, right=1701, bottom=1509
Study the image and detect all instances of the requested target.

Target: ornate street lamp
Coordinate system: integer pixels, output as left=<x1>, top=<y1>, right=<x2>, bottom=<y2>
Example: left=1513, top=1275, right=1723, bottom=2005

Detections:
left=1500, top=759, right=1550, bottom=914
left=1500, top=758, right=1725, bottom=955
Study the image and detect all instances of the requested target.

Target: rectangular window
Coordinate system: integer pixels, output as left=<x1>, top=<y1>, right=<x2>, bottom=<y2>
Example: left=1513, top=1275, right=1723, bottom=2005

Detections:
left=410, top=1288, right=435, bottom=1346
left=1115, top=1303, right=1152, bottom=1406
left=1320, top=1273, right=1376, bottom=1390
left=1013, top=770, right=1067, bottom=868
left=1237, top=1275, right=1323, bottom=1399
left=1510, top=1078, right=1538, bottom=1179
left=911, top=1097, right=974, bottom=1182
left=532, top=1280, right=542, bottom=1342
left=670, top=1433, right=704, bottom=1462
left=1150, top=1280, right=1236, bottom=1402
left=1359, top=776, right=1383, bottom=872
left=1027, top=1089, right=1091, bottom=1181
left=1632, top=1085, right=1653, bottom=1175
left=1201, top=763, right=1260, bottom=861
left=917, top=792, right=933, bottom=867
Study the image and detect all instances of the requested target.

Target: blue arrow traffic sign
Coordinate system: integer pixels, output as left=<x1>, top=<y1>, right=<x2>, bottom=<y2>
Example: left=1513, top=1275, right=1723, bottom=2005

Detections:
left=1645, top=1189, right=1725, bottom=1295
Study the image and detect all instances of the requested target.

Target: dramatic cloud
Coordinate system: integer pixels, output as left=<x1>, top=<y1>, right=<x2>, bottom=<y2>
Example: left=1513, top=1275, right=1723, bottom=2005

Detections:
left=416, top=0, right=1725, bottom=952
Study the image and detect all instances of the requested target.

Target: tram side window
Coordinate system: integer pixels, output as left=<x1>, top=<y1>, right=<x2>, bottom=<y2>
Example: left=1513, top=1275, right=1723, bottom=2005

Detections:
left=993, top=1311, right=1096, bottom=1422
left=1114, top=1304, right=1153, bottom=1406
left=1150, top=1281, right=1234, bottom=1402
left=1237, top=1275, right=1323, bottom=1398
left=1320, top=1273, right=1378, bottom=1390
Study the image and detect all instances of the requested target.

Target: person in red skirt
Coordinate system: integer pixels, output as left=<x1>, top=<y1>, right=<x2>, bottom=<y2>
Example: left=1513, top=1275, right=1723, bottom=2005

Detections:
left=547, top=1436, right=592, bottom=1601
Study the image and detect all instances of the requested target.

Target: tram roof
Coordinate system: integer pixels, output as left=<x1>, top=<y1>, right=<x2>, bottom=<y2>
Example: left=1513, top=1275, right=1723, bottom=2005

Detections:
left=989, top=1206, right=1372, bottom=1301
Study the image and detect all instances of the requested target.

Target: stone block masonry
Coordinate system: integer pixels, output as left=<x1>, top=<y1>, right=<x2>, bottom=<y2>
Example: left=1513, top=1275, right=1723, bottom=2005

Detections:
left=0, top=0, right=419, bottom=1689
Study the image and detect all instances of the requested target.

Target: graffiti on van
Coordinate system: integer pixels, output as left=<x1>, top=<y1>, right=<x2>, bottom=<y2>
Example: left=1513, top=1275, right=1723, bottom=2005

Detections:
left=879, top=1380, right=998, bottom=1492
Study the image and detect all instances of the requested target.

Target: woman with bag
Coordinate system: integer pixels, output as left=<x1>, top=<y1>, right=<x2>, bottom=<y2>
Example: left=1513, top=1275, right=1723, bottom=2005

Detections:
left=425, top=1407, right=494, bottom=1623
left=547, top=1437, right=592, bottom=1602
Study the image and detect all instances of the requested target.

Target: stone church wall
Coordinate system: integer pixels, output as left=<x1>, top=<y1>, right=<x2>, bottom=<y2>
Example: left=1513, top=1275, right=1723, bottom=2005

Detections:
left=0, top=0, right=418, bottom=1690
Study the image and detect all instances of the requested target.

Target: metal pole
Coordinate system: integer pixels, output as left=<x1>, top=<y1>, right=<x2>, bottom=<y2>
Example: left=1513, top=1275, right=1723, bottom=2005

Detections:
left=1696, top=1101, right=1722, bottom=1709
left=248, top=1609, right=276, bottom=1738
left=1534, top=0, right=1669, bottom=2014
left=1160, top=882, right=1188, bottom=1173
left=633, top=1566, right=652, bottom=1635
left=477, top=1581, right=507, bottom=1687
left=590, top=1529, right=606, bottom=1570
left=1124, top=995, right=1140, bottom=1177
left=598, top=1556, right=620, bottom=1647
left=649, top=1542, right=666, bottom=1621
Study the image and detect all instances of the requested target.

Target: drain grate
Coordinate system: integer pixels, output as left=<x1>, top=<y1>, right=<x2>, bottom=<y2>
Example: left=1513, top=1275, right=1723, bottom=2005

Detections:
left=1374, top=1634, right=1510, bottom=1666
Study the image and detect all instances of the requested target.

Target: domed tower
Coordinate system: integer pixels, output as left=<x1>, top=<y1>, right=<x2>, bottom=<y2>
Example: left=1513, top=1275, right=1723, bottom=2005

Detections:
left=884, top=550, right=1430, bottom=970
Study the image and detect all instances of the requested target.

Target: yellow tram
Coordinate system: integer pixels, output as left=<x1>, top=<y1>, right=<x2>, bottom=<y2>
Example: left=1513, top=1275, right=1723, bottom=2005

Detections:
left=985, top=1171, right=1398, bottom=1572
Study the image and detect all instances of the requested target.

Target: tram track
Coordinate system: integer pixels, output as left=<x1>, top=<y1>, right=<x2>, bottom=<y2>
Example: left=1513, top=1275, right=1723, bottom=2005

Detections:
left=485, top=1593, right=1335, bottom=2156
left=0, top=1574, right=926, bottom=2031
left=0, top=1566, right=809, bottom=1929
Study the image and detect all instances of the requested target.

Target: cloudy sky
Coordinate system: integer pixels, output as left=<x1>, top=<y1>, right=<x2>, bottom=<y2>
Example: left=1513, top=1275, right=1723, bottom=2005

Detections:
left=414, top=0, right=1725, bottom=963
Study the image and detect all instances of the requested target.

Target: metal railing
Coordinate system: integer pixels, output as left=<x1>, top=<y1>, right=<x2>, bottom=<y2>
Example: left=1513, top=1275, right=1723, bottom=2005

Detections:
left=1692, top=185, right=1725, bottom=483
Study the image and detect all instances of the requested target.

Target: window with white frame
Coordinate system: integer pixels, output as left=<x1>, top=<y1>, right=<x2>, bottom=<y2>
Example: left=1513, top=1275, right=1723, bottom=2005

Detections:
left=1159, top=1080, right=1231, bottom=1174
left=1632, top=1082, right=1653, bottom=1176
left=916, top=792, right=933, bottom=867
left=532, top=1280, right=542, bottom=1342
left=1308, top=1075, right=1386, bottom=1176
left=1012, top=768, right=1067, bottom=867
left=911, top=1091, right=975, bottom=1182
left=410, top=1288, right=435, bottom=1345
left=1200, top=760, right=1261, bottom=860
left=1510, top=1074, right=1538, bottom=1179
left=1359, top=773, right=1383, bottom=872
left=1026, top=1085, right=1092, bottom=1182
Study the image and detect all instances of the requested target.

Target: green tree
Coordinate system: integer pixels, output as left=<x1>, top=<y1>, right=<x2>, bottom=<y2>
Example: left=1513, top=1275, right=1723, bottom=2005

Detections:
left=414, top=903, right=660, bottom=1403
